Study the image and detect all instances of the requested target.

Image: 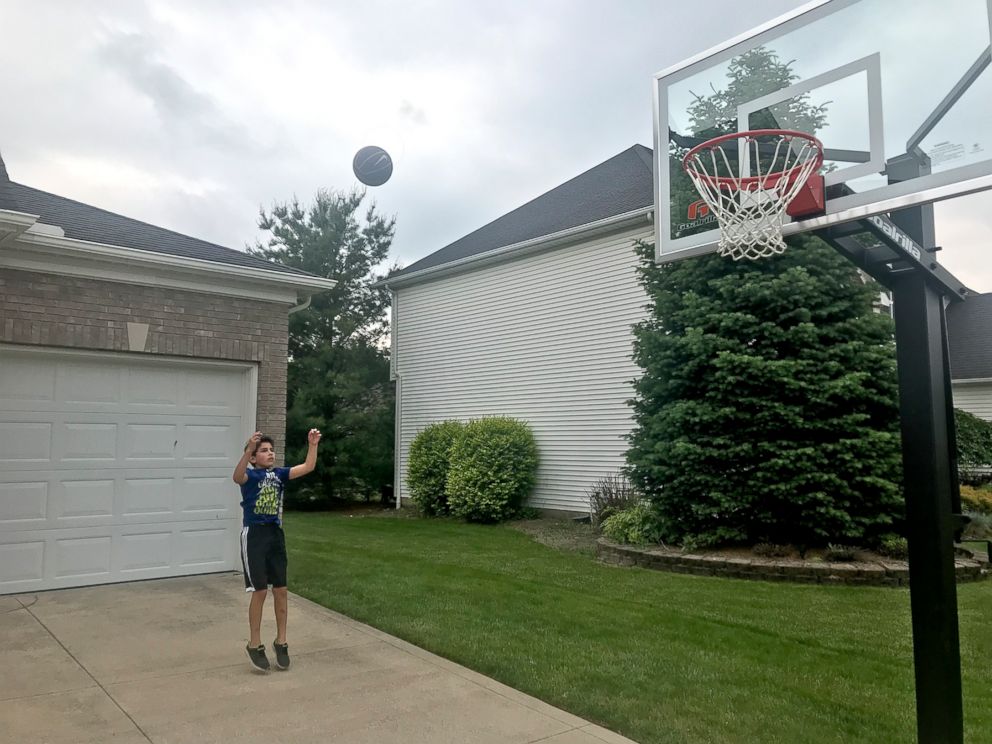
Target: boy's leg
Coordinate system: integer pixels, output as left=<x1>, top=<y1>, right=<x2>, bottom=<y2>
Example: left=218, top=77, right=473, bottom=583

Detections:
left=269, top=527, right=289, bottom=644
left=272, top=587, right=288, bottom=644
left=248, top=589, right=267, bottom=647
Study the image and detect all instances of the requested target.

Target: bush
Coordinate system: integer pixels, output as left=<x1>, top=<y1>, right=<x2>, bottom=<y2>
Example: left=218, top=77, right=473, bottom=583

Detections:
left=824, top=544, right=859, bottom=562
left=407, top=420, right=465, bottom=516
left=876, top=534, right=909, bottom=560
left=588, top=472, right=641, bottom=526
left=960, top=484, right=992, bottom=515
left=601, top=502, right=661, bottom=546
left=955, top=409, right=992, bottom=481
left=446, top=417, right=539, bottom=523
left=963, top=511, right=992, bottom=540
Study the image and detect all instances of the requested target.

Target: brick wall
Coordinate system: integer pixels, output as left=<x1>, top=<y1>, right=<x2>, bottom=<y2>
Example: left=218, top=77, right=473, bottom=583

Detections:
left=0, top=268, right=289, bottom=452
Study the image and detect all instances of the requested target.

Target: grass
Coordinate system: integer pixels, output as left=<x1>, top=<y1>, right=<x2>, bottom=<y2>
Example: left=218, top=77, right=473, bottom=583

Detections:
left=285, top=512, right=992, bottom=744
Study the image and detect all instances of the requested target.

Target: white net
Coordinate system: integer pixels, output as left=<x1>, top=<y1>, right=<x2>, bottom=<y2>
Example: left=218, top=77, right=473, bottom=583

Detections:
left=683, top=132, right=822, bottom=261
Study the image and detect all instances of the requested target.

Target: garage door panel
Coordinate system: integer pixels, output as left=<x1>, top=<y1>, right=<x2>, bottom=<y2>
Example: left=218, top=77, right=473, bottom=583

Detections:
left=0, top=522, right=242, bottom=592
left=0, top=421, right=51, bottom=463
left=0, top=349, right=253, bottom=593
left=0, top=480, right=48, bottom=525
left=0, top=357, right=55, bottom=404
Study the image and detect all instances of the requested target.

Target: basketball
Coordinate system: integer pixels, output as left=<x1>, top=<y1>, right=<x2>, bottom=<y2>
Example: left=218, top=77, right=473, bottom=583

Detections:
left=352, top=145, right=393, bottom=187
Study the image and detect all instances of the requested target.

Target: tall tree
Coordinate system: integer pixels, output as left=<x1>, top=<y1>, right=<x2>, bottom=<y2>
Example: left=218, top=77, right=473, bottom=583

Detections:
left=250, top=189, right=396, bottom=504
left=632, top=48, right=903, bottom=548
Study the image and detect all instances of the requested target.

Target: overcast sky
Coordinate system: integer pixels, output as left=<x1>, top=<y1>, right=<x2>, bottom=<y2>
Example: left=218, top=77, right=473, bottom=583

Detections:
left=1, top=0, right=989, bottom=292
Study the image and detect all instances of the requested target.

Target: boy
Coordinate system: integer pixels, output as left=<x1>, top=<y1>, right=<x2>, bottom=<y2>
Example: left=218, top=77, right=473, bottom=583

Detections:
left=233, top=428, right=321, bottom=672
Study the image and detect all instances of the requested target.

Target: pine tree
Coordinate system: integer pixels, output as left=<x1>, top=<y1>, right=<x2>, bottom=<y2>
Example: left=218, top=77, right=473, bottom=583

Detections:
left=634, top=47, right=901, bottom=547
left=250, top=189, right=396, bottom=504
left=626, top=238, right=903, bottom=547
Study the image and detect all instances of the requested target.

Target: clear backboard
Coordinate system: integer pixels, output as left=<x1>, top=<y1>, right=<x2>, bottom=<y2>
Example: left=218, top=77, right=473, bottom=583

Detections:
left=654, top=0, right=992, bottom=262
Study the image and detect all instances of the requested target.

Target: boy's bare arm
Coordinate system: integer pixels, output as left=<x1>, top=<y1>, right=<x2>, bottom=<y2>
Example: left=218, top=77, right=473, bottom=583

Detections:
left=233, top=431, right=262, bottom=485
left=289, top=429, right=321, bottom=480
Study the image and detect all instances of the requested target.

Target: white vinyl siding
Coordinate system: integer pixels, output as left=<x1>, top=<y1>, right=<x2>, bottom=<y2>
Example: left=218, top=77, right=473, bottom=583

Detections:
left=394, top=226, right=651, bottom=513
left=952, top=381, right=992, bottom=420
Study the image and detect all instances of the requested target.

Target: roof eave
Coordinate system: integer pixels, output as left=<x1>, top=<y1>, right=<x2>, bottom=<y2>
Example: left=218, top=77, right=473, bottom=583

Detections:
left=1, top=208, right=336, bottom=296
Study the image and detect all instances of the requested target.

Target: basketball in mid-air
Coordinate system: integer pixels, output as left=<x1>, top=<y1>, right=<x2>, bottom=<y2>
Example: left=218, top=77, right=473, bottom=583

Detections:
left=352, top=145, right=393, bottom=186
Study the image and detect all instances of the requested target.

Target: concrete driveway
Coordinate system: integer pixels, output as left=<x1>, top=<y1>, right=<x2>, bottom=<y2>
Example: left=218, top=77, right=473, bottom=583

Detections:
left=2, top=573, right=637, bottom=744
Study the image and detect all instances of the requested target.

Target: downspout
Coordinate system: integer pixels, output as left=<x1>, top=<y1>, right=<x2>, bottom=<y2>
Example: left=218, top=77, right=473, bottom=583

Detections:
left=288, top=294, right=312, bottom=315
left=390, top=287, right=402, bottom=509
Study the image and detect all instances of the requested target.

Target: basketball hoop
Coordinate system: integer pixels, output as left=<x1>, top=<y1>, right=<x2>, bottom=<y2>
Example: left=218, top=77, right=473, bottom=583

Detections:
left=682, top=129, right=825, bottom=260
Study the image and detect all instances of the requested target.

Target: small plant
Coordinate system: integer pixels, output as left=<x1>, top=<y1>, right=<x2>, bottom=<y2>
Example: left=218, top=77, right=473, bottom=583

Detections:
left=824, top=544, right=859, bottom=562
left=407, top=420, right=465, bottom=516
left=876, top=534, right=909, bottom=560
left=752, top=543, right=791, bottom=558
left=588, top=472, right=641, bottom=527
left=960, top=484, right=992, bottom=515
left=516, top=506, right=542, bottom=520
left=601, top=502, right=660, bottom=546
left=962, top=510, right=992, bottom=540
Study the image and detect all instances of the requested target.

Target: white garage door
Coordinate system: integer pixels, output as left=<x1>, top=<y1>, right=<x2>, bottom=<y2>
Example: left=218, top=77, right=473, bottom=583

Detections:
left=0, top=347, right=255, bottom=594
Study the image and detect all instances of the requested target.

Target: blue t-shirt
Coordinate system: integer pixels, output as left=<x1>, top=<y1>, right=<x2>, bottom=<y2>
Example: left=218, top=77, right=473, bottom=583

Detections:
left=240, top=467, right=290, bottom=526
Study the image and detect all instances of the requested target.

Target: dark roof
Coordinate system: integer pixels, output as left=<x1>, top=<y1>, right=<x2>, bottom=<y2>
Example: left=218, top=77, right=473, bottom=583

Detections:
left=947, top=292, right=992, bottom=380
left=390, top=144, right=654, bottom=279
left=0, top=153, right=310, bottom=277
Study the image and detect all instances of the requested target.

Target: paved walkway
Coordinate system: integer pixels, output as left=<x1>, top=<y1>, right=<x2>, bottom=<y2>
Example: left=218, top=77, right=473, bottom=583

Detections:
left=2, top=573, right=638, bottom=744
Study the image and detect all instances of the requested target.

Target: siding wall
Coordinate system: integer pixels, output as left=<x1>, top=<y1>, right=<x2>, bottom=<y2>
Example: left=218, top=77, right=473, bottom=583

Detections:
left=395, top=226, right=651, bottom=513
left=952, top=381, right=992, bottom=421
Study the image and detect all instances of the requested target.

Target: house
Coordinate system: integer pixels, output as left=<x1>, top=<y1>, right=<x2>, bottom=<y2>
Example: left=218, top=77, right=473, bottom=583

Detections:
left=382, top=145, right=992, bottom=514
left=947, top=293, right=992, bottom=420
left=0, top=152, right=334, bottom=593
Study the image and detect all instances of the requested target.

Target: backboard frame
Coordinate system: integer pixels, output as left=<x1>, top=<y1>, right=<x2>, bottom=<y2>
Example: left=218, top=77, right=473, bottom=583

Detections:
left=653, top=0, right=992, bottom=264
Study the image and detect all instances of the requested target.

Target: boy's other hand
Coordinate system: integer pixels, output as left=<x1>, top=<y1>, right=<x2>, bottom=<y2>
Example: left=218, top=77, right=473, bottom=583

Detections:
left=308, top=429, right=322, bottom=446
left=246, top=431, right=262, bottom=452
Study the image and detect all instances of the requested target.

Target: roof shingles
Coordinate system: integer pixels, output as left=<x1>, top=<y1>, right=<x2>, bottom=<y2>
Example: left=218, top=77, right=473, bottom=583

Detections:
left=0, top=154, right=309, bottom=277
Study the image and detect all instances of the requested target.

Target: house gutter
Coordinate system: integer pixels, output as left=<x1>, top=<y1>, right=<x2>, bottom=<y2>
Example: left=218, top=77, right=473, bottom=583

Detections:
left=0, top=209, right=337, bottom=295
left=376, top=206, right=653, bottom=290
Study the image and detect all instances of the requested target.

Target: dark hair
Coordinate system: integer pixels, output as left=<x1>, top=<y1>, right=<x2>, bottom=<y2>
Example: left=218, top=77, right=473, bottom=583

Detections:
left=245, top=435, right=276, bottom=454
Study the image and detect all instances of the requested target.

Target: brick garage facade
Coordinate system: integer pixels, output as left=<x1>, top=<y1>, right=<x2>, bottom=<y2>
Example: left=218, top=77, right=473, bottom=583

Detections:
left=0, top=268, right=289, bottom=452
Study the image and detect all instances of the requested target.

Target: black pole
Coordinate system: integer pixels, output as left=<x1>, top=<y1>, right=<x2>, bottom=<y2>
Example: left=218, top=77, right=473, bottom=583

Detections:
left=890, top=270, right=964, bottom=744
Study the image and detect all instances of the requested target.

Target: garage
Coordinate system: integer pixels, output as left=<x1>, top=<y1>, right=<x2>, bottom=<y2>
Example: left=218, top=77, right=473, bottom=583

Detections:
left=0, top=346, right=256, bottom=593
left=1, top=151, right=334, bottom=594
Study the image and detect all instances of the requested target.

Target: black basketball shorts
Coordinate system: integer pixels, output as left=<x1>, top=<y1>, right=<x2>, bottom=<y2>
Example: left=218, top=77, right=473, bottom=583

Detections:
left=240, top=523, right=287, bottom=591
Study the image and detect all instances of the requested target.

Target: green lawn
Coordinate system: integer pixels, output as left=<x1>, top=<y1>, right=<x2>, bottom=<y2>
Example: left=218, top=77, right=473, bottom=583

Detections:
left=285, top=512, right=992, bottom=744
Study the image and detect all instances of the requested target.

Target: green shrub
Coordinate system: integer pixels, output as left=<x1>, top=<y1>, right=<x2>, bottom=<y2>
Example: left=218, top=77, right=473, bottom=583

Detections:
left=824, top=544, right=859, bottom=562
left=955, top=409, right=992, bottom=482
left=963, top=510, right=992, bottom=540
left=876, top=534, right=909, bottom=560
left=601, top=502, right=661, bottom=546
left=960, top=484, right=992, bottom=515
left=588, top=472, right=641, bottom=526
left=446, top=417, right=539, bottom=523
left=407, top=420, right=465, bottom=516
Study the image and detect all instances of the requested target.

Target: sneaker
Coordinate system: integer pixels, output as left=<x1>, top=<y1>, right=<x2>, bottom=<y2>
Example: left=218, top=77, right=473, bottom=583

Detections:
left=272, top=640, right=290, bottom=670
left=246, top=644, right=270, bottom=672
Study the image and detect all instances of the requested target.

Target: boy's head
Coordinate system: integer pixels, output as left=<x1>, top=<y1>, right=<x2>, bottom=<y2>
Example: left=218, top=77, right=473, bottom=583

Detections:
left=247, top=435, right=276, bottom=469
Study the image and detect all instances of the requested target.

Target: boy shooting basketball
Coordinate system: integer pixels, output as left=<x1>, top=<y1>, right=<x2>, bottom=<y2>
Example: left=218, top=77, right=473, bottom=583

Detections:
left=233, top=428, right=321, bottom=672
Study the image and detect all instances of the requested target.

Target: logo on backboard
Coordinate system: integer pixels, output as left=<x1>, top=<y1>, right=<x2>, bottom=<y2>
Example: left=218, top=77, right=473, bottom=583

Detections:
left=675, top=199, right=719, bottom=236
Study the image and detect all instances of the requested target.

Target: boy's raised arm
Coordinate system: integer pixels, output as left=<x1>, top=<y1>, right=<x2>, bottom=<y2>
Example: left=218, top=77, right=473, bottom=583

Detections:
left=233, top=431, right=263, bottom=485
left=289, top=429, right=321, bottom=480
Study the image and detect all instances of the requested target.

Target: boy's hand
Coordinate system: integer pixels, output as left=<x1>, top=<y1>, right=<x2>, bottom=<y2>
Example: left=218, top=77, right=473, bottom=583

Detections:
left=246, top=431, right=262, bottom=453
left=307, top=428, right=322, bottom=446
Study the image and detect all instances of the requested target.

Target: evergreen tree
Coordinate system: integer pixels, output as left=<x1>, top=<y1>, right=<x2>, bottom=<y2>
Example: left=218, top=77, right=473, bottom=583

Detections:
left=626, top=238, right=903, bottom=547
left=250, top=189, right=396, bottom=504
left=633, top=47, right=902, bottom=548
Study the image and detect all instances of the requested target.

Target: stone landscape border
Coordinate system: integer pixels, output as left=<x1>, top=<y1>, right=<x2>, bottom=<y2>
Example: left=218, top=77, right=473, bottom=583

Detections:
left=596, top=539, right=988, bottom=587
